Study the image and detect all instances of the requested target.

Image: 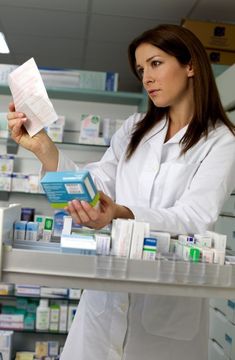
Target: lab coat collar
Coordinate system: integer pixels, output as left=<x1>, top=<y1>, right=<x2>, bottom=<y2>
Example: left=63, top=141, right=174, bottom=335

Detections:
left=164, top=123, right=189, bottom=144
left=142, top=117, right=168, bottom=145
left=142, top=116, right=188, bottom=145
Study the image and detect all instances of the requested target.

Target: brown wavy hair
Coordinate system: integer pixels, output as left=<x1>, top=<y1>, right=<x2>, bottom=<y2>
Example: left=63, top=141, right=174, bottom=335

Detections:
left=126, top=24, right=235, bottom=159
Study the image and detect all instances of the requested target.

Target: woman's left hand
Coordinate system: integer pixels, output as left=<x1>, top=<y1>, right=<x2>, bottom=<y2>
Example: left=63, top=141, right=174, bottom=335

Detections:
left=64, top=191, right=117, bottom=229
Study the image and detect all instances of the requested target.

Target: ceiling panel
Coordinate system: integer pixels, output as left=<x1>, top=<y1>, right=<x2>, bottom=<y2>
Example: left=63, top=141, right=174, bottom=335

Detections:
left=190, top=0, right=235, bottom=22
left=88, top=15, right=169, bottom=43
left=6, top=34, right=84, bottom=58
left=14, top=53, right=83, bottom=70
left=0, top=8, right=87, bottom=39
left=0, top=0, right=234, bottom=92
left=0, top=0, right=89, bottom=12
left=92, top=0, right=196, bottom=21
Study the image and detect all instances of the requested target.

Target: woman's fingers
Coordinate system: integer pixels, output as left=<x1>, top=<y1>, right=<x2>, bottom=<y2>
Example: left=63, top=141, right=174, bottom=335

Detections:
left=65, top=199, right=101, bottom=227
left=8, top=102, right=15, bottom=112
left=71, top=199, right=98, bottom=223
left=66, top=201, right=83, bottom=224
left=7, top=111, right=25, bottom=121
left=80, top=200, right=99, bottom=221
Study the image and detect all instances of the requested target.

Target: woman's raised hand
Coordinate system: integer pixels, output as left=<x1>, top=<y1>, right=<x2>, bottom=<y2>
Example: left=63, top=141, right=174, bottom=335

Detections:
left=7, top=102, right=59, bottom=171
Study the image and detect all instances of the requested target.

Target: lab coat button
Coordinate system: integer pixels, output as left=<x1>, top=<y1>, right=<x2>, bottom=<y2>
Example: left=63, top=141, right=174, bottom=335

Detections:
left=119, top=303, right=127, bottom=312
left=115, top=346, right=122, bottom=356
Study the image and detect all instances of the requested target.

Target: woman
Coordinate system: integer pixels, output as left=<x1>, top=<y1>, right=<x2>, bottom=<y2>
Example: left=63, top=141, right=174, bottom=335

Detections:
left=8, top=24, right=235, bottom=360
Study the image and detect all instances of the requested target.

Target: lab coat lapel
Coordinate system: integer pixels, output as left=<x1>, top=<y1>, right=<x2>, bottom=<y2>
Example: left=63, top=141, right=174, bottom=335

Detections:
left=138, top=119, right=168, bottom=205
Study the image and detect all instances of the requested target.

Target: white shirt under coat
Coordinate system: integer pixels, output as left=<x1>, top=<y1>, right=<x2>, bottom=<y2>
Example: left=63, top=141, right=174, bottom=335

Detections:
left=59, top=113, right=235, bottom=360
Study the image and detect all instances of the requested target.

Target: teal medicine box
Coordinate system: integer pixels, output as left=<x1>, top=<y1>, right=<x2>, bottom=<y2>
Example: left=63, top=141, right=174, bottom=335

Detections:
left=40, top=170, right=99, bottom=209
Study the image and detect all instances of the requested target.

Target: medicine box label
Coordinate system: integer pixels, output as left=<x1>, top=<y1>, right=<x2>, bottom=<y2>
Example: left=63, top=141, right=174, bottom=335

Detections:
left=40, top=170, right=99, bottom=208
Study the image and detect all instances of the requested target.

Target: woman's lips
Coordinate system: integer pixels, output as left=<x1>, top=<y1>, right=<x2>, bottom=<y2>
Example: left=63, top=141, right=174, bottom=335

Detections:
left=148, top=89, right=160, bottom=96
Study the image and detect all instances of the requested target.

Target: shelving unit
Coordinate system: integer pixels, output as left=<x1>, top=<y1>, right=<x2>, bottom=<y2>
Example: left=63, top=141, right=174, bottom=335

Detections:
left=0, top=204, right=233, bottom=300
left=2, top=246, right=235, bottom=299
left=0, top=282, right=80, bottom=356
left=0, top=84, right=148, bottom=112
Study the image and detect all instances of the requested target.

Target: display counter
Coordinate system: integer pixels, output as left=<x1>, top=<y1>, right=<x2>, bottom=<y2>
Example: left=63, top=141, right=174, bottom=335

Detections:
left=0, top=204, right=235, bottom=299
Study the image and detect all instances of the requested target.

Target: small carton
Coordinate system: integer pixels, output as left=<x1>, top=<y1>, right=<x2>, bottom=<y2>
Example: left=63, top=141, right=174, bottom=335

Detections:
left=0, top=155, right=14, bottom=173
left=79, top=114, right=101, bottom=143
left=40, top=170, right=99, bottom=208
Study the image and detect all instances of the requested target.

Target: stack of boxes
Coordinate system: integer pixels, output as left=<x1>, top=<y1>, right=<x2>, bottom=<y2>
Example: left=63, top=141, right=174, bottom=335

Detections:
left=182, top=18, right=235, bottom=66
left=0, top=63, right=119, bottom=92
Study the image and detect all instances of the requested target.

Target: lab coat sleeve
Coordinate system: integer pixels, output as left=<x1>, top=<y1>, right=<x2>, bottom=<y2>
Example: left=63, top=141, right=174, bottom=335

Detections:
left=130, top=128, right=235, bottom=235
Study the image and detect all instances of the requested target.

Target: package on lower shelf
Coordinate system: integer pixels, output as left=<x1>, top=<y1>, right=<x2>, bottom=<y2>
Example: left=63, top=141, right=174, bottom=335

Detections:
left=0, top=155, right=14, bottom=173
left=0, top=173, right=11, bottom=191
left=0, top=314, right=24, bottom=329
left=60, top=216, right=227, bottom=264
left=11, top=173, right=29, bottom=193
left=0, top=330, right=13, bottom=360
left=0, top=284, right=14, bottom=296
left=14, top=284, right=41, bottom=297
left=35, top=340, right=60, bottom=359
left=40, top=286, right=68, bottom=298
left=61, top=232, right=97, bottom=255
left=15, top=352, right=34, bottom=360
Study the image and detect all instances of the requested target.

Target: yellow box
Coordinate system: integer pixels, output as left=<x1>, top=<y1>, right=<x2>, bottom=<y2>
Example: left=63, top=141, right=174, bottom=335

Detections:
left=182, top=18, right=235, bottom=51
left=206, top=48, right=235, bottom=65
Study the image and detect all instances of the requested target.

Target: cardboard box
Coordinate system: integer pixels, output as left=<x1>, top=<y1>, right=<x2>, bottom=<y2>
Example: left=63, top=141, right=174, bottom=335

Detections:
left=40, top=170, right=99, bottom=209
left=206, top=48, right=235, bottom=65
left=182, top=19, right=235, bottom=51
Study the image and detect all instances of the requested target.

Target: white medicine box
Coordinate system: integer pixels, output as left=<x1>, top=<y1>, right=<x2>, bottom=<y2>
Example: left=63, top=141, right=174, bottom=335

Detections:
left=79, top=114, right=101, bottom=143
left=0, top=155, right=14, bottom=173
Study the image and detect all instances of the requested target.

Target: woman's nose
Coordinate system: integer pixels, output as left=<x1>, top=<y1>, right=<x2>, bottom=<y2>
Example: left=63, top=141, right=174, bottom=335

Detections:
left=143, top=70, right=155, bottom=86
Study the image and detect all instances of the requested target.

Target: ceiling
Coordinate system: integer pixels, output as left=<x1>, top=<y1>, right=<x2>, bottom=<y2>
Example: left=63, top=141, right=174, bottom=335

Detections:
left=0, top=0, right=234, bottom=92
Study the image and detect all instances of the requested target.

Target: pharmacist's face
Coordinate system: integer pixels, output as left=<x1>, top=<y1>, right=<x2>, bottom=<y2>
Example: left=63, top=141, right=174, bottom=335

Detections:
left=135, top=43, right=194, bottom=108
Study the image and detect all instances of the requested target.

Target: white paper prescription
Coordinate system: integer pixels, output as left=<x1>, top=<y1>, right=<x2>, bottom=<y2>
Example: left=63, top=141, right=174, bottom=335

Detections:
left=8, top=57, right=58, bottom=137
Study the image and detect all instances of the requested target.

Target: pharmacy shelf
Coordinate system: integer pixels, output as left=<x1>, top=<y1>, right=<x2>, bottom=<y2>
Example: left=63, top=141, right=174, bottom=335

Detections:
left=0, top=84, right=147, bottom=110
left=1, top=246, right=235, bottom=299
left=0, top=294, right=77, bottom=301
left=0, top=327, right=68, bottom=335
left=0, top=137, right=108, bottom=149
left=1, top=205, right=234, bottom=299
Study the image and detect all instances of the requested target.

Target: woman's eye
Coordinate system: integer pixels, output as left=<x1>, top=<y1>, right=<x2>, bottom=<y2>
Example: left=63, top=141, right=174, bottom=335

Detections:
left=152, top=60, right=161, bottom=67
left=136, top=68, right=144, bottom=79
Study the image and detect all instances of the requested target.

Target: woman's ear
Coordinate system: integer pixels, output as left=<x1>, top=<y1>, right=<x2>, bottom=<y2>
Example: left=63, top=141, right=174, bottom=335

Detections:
left=187, top=62, right=194, bottom=77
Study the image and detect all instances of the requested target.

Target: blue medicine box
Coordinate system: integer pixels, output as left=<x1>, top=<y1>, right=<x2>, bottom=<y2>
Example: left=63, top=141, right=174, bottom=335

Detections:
left=40, top=170, right=99, bottom=209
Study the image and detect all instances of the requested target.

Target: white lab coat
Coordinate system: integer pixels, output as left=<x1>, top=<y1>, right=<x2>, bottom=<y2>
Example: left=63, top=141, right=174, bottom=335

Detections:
left=59, top=113, right=235, bottom=360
